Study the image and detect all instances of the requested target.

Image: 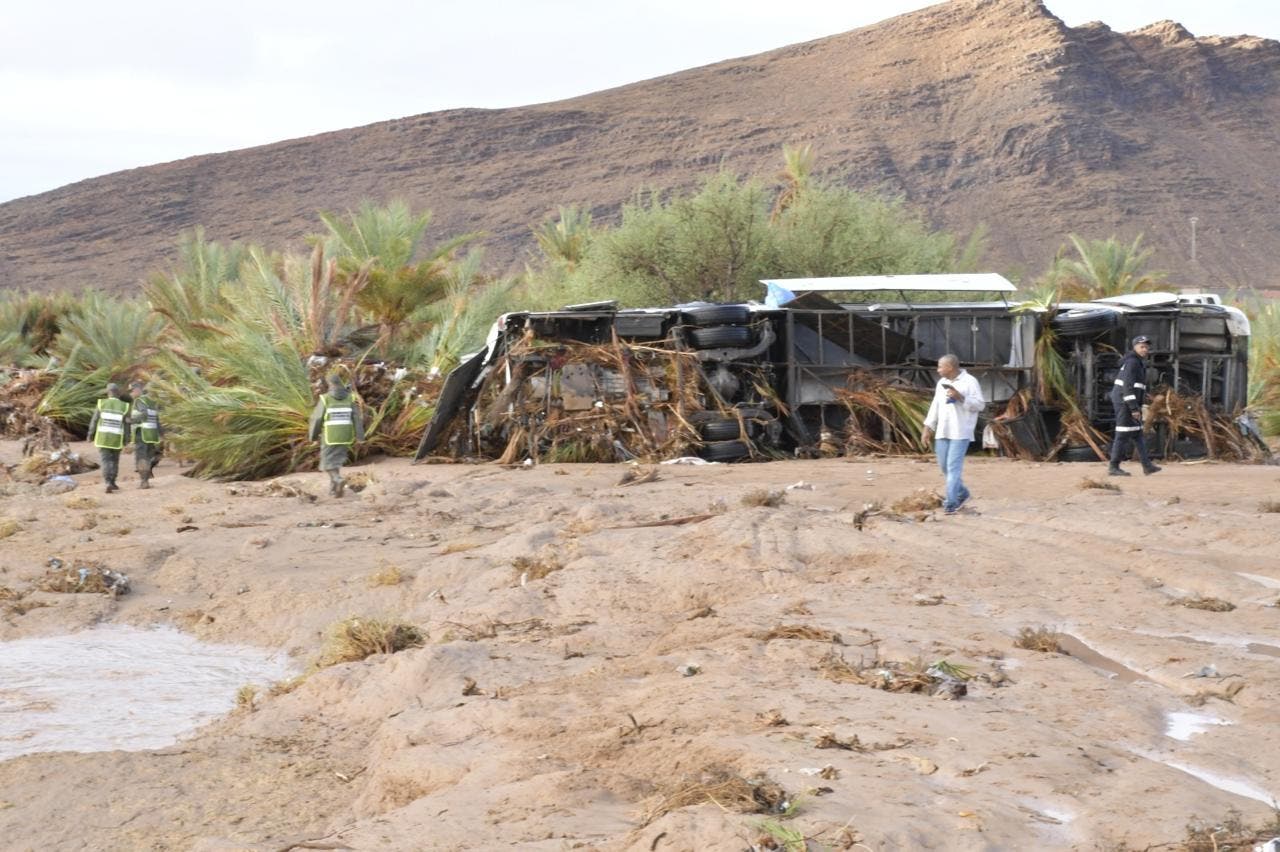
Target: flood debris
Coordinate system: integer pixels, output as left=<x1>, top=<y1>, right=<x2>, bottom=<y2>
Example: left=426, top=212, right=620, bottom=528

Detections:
left=756, top=624, right=844, bottom=644
left=1177, top=596, right=1237, bottom=612
left=225, top=479, right=317, bottom=501
left=1079, top=477, right=1121, bottom=492
left=889, top=489, right=943, bottom=514
left=817, top=651, right=971, bottom=698
left=616, top=465, right=661, bottom=486
left=641, top=767, right=790, bottom=826
left=16, top=447, right=96, bottom=481
left=35, top=557, right=130, bottom=596
left=314, top=617, right=425, bottom=668
left=741, top=488, right=786, bottom=508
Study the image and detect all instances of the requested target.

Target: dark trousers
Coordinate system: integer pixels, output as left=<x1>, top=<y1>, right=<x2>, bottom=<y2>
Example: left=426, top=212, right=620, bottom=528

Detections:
left=99, top=448, right=120, bottom=485
left=1109, top=401, right=1151, bottom=468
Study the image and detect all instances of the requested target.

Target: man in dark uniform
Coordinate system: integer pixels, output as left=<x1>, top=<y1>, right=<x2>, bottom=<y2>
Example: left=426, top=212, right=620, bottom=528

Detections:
left=128, top=379, right=162, bottom=488
left=87, top=383, right=130, bottom=493
left=308, top=373, right=364, bottom=497
left=1108, top=335, right=1162, bottom=477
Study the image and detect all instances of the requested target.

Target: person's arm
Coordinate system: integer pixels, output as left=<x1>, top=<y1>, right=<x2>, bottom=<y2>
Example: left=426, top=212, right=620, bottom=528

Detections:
left=922, top=386, right=941, bottom=441
left=307, top=398, right=324, bottom=441
left=961, top=374, right=985, bottom=413
left=1119, top=358, right=1141, bottom=415
left=87, top=406, right=99, bottom=437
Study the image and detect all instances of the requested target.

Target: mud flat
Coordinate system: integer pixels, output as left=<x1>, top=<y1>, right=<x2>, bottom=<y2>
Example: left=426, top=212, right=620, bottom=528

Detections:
left=1, top=440, right=1279, bottom=849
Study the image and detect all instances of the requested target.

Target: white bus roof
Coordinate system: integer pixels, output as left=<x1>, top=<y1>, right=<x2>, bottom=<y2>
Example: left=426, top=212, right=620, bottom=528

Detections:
left=760, top=273, right=1016, bottom=293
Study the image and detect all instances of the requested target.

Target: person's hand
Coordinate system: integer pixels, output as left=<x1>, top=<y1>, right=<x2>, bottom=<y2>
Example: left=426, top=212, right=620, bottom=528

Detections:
left=921, top=426, right=934, bottom=444
left=945, top=387, right=963, bottom=402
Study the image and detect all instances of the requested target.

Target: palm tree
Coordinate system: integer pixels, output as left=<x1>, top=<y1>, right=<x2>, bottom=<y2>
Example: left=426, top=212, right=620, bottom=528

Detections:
left=144, top=228, right=246, bottom=343
left=771, top=143, right=815, bottom=221
left=319, top=200, right=480, bottom=358
left=532, top=205, right=594, bottom=269
left=1059, top=234, right=1165, bottom=300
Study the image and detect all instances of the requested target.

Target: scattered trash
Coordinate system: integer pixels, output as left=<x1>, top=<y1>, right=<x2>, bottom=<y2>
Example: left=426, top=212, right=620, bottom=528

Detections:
left=35, top=557, right=130, bottom=596
left=676, top=663, right=701, bottom=677
left=913, top=594, right=946, bottom=606
left=1178, top=596, right=1236, bottom=612
left=661, top=456, right=713, bottom=465
left=818, top=651, right=971, bottom=699
left=785, top=480, right=815, bottom=491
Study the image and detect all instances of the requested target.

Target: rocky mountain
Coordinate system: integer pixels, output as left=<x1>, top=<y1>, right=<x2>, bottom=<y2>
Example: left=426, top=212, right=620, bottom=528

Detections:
left=2, top=0, right=1279, bottom=296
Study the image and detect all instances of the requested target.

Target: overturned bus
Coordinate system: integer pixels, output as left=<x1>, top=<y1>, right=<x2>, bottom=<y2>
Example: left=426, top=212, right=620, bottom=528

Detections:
left=416, top=275, right=1262, bottom=464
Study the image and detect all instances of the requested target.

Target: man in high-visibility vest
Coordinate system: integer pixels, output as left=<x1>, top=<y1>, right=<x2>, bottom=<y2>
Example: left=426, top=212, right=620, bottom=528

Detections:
left=307, top=373, right=364, bottom=497
left=87, top=383, right=130, bottom=493
left=128, top=379, right=163, bottom=489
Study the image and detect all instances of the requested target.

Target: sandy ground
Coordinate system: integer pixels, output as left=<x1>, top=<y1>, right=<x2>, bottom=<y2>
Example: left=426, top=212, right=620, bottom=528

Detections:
left=1, top=439, right=1278, bottom=851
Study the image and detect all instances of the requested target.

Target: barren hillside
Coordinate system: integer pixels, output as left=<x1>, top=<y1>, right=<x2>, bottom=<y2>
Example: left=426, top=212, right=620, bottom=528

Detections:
left=2, top=0, right=1279, bottom=295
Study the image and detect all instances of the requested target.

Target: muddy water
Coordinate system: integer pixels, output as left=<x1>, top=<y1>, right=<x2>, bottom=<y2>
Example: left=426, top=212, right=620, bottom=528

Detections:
left=0, top=625, right=293, bottom=761
left=1058, top=635, right=1153, bottom=683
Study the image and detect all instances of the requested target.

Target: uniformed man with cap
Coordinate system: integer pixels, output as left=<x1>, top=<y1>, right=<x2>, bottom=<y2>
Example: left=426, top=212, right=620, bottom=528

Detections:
left=87, top=383, right=130, bottom=493
left=128, top=379, right=162, bottom=488
left=1108, top=335, right=1162, bottom=477
left=307, top=373, right=365, bottom=497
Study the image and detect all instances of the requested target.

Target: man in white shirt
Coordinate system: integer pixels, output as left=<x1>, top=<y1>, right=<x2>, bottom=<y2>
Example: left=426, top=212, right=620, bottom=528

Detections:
left=921, top=354, right=985, bottom=515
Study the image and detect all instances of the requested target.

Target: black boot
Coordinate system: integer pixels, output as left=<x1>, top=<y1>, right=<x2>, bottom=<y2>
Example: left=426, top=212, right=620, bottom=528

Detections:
left=1143, top=463, right=1162, bottom=475
left=1108, top=465, right=1130, bottom=477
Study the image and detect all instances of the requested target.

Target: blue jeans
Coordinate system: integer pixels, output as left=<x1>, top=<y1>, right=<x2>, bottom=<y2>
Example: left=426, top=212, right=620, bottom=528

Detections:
left=935, top=438, right=971, bottom=511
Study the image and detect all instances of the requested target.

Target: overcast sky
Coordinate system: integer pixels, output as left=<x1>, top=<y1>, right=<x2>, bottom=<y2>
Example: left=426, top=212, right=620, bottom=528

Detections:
left=2, top=0, right=1277, bottom=204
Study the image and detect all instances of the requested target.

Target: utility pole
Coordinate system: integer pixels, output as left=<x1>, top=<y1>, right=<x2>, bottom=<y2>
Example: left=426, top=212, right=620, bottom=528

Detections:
left=1189, top=216, right=1198, bottom=264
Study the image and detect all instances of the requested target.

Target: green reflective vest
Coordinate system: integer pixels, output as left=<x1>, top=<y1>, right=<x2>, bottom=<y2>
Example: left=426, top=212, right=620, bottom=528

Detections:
left=321, top=394, right=356, bottom=446
left=94, top=397, right=129, bottom=450
left=131, top=395, right=161, bottom=444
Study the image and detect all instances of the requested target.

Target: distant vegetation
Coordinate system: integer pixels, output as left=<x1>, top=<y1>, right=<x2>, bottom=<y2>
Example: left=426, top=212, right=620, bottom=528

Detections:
left=1, top=147, right=1277, bottom=482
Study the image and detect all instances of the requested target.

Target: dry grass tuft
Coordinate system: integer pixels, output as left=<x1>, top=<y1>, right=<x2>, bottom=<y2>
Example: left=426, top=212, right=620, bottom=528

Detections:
left=512, top=554, right=563, bottom=583
left=1178, top=596, right=1236, bottom=612
left=0, top=586, right=21, bottom=602
left=755, top=709, right=788, bottom=727
left=741, top=488, right=786, bottom=508
left=440, top=540, right=481, bottom=554
left=889, top=489, right=943, bottom=514
left=757, top=624, right=843, bottom=644
left=1258, top=499, right=1280, bottom=513
left=641, top=767, right=789, bottom=826
left=0, top=519, right=19, bottom=539
left=62, top=495, right=98, bottom=510
left=236, top=685, right=257, bottom=711
left=1180, top=807, right=1280, bottom=852
left=616, top=465, right=661, bottom=487
left=815, top=731, right=866, bottom=751
left=1014, top=625, right=1065, bottom=654
left=315, top=617, right=425, bottom=668
left=1079, top=477, right=1120, bottom=492
left=367, top=563, right=406, bottom=587
left=782, top=600, right=812, bottom=616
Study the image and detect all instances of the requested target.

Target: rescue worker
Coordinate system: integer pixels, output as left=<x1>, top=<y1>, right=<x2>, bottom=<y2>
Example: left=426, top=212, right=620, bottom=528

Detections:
left=307, top=373, right=364, bottom=497
left=128, top=379, right=162, bottom=488
left=87, top=383, right=130, bottom=493
left=1108, top=335, right=1162, bottom=477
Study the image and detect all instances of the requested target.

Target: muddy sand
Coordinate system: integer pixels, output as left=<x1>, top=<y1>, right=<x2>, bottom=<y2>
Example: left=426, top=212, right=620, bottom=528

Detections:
left=1, top=440, right=1278, bottom=850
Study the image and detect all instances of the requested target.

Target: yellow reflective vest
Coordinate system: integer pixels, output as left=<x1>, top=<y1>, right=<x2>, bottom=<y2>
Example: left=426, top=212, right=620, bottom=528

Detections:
left=131, top=395, right=161, bottom=444
left=321, top=393, right=356, bottom=446
left=93, top=398, right=129, bottom=450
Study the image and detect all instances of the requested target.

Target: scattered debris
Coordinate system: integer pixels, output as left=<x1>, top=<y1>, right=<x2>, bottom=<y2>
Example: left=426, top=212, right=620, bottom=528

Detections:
left=35, top=557, right=130, bottom=596
left=686, top=605, right=716, bottom=620
left=912, top=594, right=945, bottom=606
left=225, top=479, right=317, bottom=502
left=676, top=663, right=701, bottom=677
left=1079, top=477, right=1121, bottom=492
left=641, top=768, right=790, bottom=826
left=1178, top=596, right=1236, bottom=612
left=817, top=651, right=970, bottom=698
left=16, top=447, right=96, bottom=481
left=741, top=488, right=786, bottom=508
left=755, top=710, right=788, bottom=727
left=512, top=554, right=563, bottom=584
left=785, top=481, right=815, bottom=491
left=367, top=563, right=406, bottom=587
left=617, top=465, right=661, bottom=487
left=889, top=489, right=943, bottom=514
left=815, top=731, right=865, bottom=751
left=0, top=518, right=19, bottom=539
left=756, top=624, right=843, bottom=644
left=461, top=677, right=482, bottom=696
left=1259, top=499, right=1280, bottom=514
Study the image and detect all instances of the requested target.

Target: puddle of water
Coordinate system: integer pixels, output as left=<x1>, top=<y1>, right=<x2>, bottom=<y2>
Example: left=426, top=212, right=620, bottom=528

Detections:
left=1058, top=635, right=1152, bottom=684
left=1162, top=760, right=1277, bottom=805
left=1165, top=711, right=1231, bottom=741
left=1247, top=643, right=1280, bottom=658
left=0, top=624, right=293, bottom=762
left=1235, top=572, right=1280, bottom=590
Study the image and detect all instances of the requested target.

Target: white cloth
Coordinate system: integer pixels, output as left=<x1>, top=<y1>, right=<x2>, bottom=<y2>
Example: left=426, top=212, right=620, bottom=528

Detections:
left=923, top=369, right=985, bottom=440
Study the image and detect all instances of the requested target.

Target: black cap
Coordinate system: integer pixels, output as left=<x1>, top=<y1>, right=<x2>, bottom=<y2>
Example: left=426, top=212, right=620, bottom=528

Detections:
left=1132, top=335, right=1151, bottom=346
